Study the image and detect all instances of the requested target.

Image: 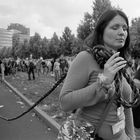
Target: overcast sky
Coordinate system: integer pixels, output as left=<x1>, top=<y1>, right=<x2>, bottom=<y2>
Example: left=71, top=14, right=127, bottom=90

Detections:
left=0, top=0, right=140, bottom=38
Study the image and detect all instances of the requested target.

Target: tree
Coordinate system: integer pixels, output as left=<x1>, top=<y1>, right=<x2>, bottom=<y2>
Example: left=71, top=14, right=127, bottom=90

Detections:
left=61, top=27, right=75, bottom=56
left=12, top=33, right=21, bottom=58
left=18, top=39, right=30, bottom=58
left=92, top=0, right=112, bottom=27
left=77, top=0, right=113, bottom=40
left=47, top=32, right=61, bottom=58
left=77, top=12, right=93, bottom=40
left=41, top=37, right=49, bottom=59
left=0, top=47, right=12, bottom=58
left=130, top=18, right=140, bottom=47
left=71, top=38, right=83, bottom=55
left=29, top=32, right=42, bottom=58
left=129, top=18, right=140, bottom=58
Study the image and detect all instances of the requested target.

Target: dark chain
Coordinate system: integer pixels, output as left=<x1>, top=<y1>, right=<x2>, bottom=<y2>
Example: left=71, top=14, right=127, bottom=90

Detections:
left=87, top=45, right=140, bottom=108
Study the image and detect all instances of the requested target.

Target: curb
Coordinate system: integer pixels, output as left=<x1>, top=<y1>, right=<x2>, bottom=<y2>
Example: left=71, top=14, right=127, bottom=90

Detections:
left=3, top=79, right=60, bottom=133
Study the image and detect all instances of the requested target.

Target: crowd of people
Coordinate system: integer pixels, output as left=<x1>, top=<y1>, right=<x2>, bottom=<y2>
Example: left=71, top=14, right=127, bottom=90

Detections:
left=0, top=54, right=73, bottom=82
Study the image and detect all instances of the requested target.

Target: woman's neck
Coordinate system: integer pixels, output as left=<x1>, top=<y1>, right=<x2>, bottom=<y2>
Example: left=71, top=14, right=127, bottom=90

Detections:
left=104, top=45, right=117, bottom=54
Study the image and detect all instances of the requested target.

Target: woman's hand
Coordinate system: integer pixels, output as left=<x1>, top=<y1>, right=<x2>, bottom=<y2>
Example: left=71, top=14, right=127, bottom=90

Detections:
left=103, top=52, right=127, bottom=84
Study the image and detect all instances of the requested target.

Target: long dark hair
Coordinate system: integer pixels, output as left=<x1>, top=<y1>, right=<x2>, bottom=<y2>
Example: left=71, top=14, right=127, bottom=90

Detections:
left=85, top=9, right=130, bottom=59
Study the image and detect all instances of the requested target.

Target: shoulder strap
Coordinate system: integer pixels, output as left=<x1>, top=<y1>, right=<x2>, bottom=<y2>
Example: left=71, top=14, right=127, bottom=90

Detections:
left=95, top=95, right=116, bottom=135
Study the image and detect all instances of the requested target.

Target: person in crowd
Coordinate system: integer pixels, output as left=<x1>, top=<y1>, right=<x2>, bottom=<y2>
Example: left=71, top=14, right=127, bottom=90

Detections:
left=50, top=58, right=55, bottom=76
left=11, top=58, right=17, bottom=76
left=28, top=57, right=35, bottom=80
left=24, top=58, right=29, bottom=72
left=53, top=58, right=60, bottom=82
left=0, top=59, right=5, bottom=81
left=36, top=57, right=43, bottom=77
left=59, top=9, right=136, bottom=140
left=59, top=54, right=69, bottom=77
left=46, top=59, right=52, bottom=74
left=3, top=59, right=8, bottom=76
left=41, top=59, right=47, bottom=75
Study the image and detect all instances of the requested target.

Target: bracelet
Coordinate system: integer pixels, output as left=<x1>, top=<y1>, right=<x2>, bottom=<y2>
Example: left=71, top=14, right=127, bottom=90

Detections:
left=97, top=73, right=114, bottom=92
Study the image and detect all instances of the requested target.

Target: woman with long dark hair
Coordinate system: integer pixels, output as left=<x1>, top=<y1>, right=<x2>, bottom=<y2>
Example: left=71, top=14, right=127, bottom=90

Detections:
left=59, top=9, right=137, bottom=140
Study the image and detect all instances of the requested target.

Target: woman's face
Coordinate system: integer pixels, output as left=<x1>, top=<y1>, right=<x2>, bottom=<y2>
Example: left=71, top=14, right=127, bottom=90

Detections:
left=103, top=15, right=128, bottom=51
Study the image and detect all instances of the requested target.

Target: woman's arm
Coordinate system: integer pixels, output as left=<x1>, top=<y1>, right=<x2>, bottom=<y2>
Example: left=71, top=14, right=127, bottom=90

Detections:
left=59, top=51, right=107, bottom=112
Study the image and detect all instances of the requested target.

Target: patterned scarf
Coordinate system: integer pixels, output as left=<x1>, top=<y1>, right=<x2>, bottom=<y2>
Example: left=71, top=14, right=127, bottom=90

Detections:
left=86, top=45, right=140, bottom=108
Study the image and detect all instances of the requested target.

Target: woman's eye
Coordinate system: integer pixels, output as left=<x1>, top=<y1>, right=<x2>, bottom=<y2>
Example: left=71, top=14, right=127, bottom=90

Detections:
left=122, top=26, right=128, bottom=31
left=112, top=25, right=128, bottom=31
left=112, top=25, right=119, bottom=30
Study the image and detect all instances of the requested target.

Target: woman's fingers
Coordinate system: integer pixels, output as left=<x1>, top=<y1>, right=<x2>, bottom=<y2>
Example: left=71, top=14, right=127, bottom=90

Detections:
left=113, top=63, right=127, bottom=73
left=105, top=60, right=127, bottom=74
left=110, top=57, right=125, bottom=66
left=113, top=60, right=127, bottom=68
left=106, top=51, right=126, bottom=67
left=107, top=52, right=120, bottom=63
left=104, top=52, right=127, bottom=80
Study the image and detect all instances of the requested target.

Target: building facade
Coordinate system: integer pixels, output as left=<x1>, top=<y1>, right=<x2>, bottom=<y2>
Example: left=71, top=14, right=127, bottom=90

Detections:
left=0, top=23, right=30, bottom=49
left=8, top=23, right=30, bottom=44
left=0, top=28, right=13, bottom=48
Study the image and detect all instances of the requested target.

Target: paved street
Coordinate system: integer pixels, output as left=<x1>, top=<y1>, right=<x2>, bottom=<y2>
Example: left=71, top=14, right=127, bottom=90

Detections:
left=0, top=82, right=57, bottom=140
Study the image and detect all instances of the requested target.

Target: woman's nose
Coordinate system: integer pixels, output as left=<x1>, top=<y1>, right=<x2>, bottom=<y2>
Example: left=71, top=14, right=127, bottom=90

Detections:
left=118, top=27, right=125, bottom=35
